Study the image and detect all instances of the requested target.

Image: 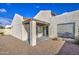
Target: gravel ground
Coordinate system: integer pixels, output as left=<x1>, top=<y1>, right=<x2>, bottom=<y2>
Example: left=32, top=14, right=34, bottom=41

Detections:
left=0, top=35, right=65, bottom=55
left=58, top=42, right=79, bottom=55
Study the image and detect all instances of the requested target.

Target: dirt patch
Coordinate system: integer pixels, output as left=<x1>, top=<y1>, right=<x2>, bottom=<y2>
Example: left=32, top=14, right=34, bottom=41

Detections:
left=58, top=42, right=79, bottom=55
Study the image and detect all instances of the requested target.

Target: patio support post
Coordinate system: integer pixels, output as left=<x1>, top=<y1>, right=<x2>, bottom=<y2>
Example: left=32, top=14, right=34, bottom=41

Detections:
left=30, top=21, right=36, bottom=46
left=44, top=26, right=47, bottom=37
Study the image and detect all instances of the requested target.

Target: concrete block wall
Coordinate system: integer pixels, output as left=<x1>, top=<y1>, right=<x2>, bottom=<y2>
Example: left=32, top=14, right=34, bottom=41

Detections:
left=51, top=10, right=79, bottom=38
left=34, top=10, right=55, bottom=38
left=4, top=29, right=11, bottom=35
left=34, top=10, right=52, bottom=23
left=11, top=14, right=28, bottom=41
left=0, top=29, right=11, bottom=35
left=30, top=21, right=36, bottom=46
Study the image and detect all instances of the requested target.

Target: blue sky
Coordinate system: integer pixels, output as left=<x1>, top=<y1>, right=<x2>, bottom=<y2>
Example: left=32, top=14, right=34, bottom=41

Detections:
left=0, top=3, right=79, bottom=26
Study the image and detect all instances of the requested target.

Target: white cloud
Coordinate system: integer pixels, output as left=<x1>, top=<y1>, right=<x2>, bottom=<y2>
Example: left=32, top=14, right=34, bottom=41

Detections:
left=0, top=8, right=7, bottom=13
left=0, top=17, right=11, bottom=26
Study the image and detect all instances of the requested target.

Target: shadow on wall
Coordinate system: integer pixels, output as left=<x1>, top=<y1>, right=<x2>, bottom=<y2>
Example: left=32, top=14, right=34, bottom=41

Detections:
left=23, top=22, right=30, bottom=44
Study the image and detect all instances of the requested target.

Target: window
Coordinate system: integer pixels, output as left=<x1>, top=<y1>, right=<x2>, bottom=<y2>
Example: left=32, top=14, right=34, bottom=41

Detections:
left=57, top=23, right=75, bottom=39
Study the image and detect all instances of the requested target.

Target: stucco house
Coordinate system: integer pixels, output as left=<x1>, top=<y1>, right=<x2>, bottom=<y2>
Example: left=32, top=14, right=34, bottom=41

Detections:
left=9, top=10, right=79, bottom=46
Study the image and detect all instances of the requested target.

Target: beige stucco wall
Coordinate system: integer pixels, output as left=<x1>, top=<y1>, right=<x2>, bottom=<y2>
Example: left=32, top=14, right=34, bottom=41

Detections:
left=34, top=10, right=52, bottom=23
left=0, top=29, right=11, bottom=35
left=51, top=10, right=79, bottom=38
left=34, top=10, right=55, bottom=38
left=11, top=14, right=28, bottom=41
left=30, top=21, right=36, bottom=46
left=49, top=16, right=57, bottom=38
left=4, top=29, right=11, bottom=35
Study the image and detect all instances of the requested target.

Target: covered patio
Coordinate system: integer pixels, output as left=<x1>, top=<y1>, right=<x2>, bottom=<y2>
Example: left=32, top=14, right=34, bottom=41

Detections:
left=36, top=20, right=50, bottom=42
left=23, top=18, right=50, bottom=46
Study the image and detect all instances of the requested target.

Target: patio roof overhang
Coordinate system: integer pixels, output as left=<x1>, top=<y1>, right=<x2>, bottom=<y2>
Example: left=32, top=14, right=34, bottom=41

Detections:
left=35, top=20, right=50, bottom=26
left=23, top=18, right=32, bottom=23
left=23, top=18, right=50, bottom=26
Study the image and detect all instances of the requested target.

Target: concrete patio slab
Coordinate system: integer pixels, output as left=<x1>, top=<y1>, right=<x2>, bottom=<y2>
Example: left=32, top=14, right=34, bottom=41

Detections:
left=0, top=35, right=65, bottom=55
